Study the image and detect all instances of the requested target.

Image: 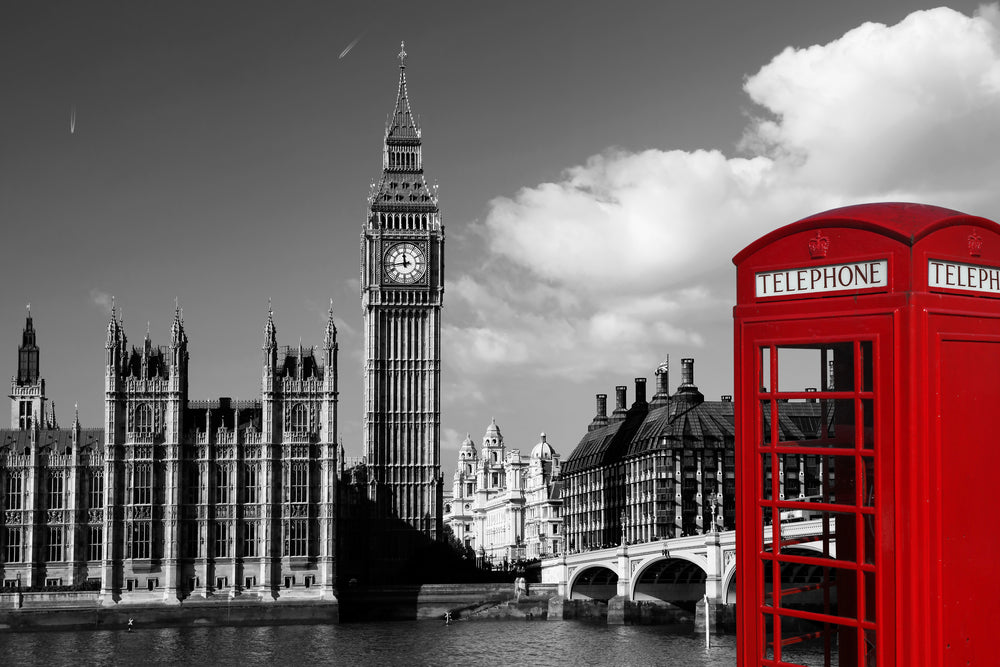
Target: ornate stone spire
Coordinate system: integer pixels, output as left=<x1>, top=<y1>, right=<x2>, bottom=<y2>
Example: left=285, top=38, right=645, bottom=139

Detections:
left=324, top=299, right=338, bottom=349
left=263, top=300, right=277, bottom=350
left=106, top=297, right=121, bottom=349
left=17, top=305, right=40, bottom=385
left=386, top=41, right=419, bottom=142
left=170, top=298, right=187, bottom=346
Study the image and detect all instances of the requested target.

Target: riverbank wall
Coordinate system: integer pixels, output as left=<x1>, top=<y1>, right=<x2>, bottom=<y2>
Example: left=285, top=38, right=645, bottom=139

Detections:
left=0, top=586, right=736, bottom=631
left=0, top=590, right=339, bottom=632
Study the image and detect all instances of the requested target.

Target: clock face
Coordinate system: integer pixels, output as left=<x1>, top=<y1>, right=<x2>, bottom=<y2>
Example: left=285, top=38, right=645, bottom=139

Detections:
left=384, top=242, right=427, bottom=284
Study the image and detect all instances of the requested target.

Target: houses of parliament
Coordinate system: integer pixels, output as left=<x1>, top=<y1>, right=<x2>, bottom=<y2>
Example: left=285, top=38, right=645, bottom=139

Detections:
left=0, top=45, right=444, bottom=602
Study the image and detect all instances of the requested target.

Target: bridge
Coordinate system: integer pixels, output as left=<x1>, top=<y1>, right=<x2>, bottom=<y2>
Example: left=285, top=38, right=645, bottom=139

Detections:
left=539, top=519, right=829, bottom=609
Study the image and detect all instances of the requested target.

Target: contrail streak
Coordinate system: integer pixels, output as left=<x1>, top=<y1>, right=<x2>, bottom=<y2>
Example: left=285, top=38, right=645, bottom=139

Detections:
left=339, top=32, right=364, bottom=59
left=70, top=105, right=76, bottom=134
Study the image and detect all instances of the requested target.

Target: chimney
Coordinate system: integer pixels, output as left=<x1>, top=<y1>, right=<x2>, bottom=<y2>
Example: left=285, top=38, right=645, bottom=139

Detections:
left=610, top=386, right=628, bottom=423
left=589, top=393, right=610, bottom=432
left=634, top=377, right=647, bottom=406
left=650, top=356, right=670, bottom=408
left=675, top=358, right=705, bottom=403
left=680, top=358, right=694, bottom=387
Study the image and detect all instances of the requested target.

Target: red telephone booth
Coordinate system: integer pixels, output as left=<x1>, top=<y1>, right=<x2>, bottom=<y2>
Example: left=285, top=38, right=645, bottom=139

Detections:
left=733, top=203, right=1000, bottom=666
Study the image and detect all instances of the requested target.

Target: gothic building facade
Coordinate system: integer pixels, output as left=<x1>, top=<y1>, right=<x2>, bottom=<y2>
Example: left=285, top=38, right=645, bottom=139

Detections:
left=444, top=420, right=564, bottom=564
left=0, top=307, right=340, bottom=602
left=360, top=43, right=445, bottom=575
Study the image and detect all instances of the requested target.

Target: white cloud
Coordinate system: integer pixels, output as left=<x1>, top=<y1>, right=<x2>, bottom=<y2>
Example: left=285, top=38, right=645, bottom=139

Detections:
left=444, top=5, right=1000, bottom=391
left=90, top=289, right=114, bottom=313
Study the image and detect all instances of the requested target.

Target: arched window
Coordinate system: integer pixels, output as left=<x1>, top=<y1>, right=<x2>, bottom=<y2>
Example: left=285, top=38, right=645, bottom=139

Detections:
left=291, top=403, right=309, bottom=434
left=135, top=403, right=153, bottom=435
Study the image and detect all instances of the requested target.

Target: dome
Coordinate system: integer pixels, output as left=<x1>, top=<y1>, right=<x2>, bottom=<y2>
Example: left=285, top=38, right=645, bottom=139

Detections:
left=458, top=433, right=477, bottom=460
left=482, top=417, right=503, bottom=447
left=531, top=433, right=555, bottom=460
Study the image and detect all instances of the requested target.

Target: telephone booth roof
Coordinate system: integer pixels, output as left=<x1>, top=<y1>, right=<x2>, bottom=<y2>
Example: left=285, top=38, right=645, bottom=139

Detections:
left=734, top=202, right=996, bottom=265
left=733, top=202, right=1000, bottom=307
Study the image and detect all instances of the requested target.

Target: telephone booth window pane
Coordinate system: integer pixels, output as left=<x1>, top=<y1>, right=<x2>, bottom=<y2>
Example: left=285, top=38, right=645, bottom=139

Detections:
left=772, top=453, right=856, bottom=510
left=861, top=457, right=875, bottom=507
left=779, top=561, right=857, bottom=622
left=860, top=398, right=875, bottom=450
left=760, top=400, right=774, bottom=446
left=778, top=510, right=858, bottom=564
left=760, top=346, right=772, bottom=393
left=777, top=344, right=854, bottom=393
left=860, top=341, right=874, bottom=393
left=864, top=572, right=877, bottom=623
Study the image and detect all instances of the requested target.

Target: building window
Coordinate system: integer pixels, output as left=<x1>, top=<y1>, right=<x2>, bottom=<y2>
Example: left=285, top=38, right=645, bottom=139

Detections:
left=47, top=472, right=64, bottom=509
left=216, top=465, right=230, bottom=504
left=130, top=522, right=151, bottom=559
left=243, top=521, right=258, bottom=558
left=90, top=471, right=104, bottom=509
left=18, top=402, right=33, bottom=430
left=89, top=526, right=103, bottom=561
left=132, top=464, right=152, bottom=505
left=134, top=403, right=154, bottom=434
left=291, top=403, right=309, bottom=434
left=215, top=523, right=230, bottom=558
left=47, top=527, right=64, bottom=562
left=290, top=463, right=309, bottom=504
left=244, top=465, right=258, bottom=504
left=288, top=519, right=308, bottom=557
left=4, top=527, right=23, bottom=563
left=5, top=473, right=22, bottom=510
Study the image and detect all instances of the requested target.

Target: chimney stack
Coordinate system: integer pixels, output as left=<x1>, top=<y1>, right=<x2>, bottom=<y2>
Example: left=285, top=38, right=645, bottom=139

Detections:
left=610, top=385, right=628, bottom=423
left=650, top=356, right=670, bottom=408
left=589, top=393, right=610, bottom=431
left=634, top=377, right=647, bottom=405
left=681, top=358, right=694, bottom=387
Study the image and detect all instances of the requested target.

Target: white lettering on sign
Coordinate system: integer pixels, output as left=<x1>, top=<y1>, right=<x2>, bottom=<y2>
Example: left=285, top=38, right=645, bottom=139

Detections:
left=755, top=260, right=888, bottom=298
left=928, top=259, right=1000, bottom=294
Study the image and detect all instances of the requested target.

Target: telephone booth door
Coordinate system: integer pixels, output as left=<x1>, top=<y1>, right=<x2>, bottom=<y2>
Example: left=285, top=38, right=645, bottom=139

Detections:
left=739, top=315, right=893, bottom=667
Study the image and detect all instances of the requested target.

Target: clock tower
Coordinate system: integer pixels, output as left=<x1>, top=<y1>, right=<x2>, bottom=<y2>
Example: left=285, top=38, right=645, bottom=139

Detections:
left=361, top=43, right=444, bottom=569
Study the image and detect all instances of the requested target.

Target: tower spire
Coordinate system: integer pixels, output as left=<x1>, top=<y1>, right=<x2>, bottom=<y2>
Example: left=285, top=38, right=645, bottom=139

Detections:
left=263, top=300, right=277, bottom=350
left=324, top=299, right=338, bottom=349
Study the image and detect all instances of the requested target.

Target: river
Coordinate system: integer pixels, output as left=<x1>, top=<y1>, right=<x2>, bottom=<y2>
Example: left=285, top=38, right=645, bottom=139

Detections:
left=0, top=621, right=739, bottom=666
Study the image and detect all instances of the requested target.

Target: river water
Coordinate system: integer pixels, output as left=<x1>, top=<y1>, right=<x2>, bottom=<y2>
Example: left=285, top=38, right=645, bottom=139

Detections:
left=0, top=621, right=739, bottom=666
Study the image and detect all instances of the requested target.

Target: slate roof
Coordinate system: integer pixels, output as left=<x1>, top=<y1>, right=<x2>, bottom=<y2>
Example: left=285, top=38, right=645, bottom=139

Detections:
left=561, top=402, right=648, bottom=476
left=0, top=428, right=105, bottom=455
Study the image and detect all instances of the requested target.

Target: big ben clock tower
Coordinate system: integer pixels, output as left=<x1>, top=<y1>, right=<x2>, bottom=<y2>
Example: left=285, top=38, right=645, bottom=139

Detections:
left=361, top=43, right=444, bottom=568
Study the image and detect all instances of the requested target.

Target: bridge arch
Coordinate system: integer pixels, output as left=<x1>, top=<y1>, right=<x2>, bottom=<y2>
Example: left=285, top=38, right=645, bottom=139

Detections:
left=630, top=556, right=708, bottom=607
left=569, top=565, right=619, bottom=601
left=722, top=562, right=737, bottom=604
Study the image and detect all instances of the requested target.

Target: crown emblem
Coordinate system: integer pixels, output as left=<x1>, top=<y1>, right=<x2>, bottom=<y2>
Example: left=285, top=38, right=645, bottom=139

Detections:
left=969, top=230, right=983, bottom=257
left=808, top=230, right=830, bottom=259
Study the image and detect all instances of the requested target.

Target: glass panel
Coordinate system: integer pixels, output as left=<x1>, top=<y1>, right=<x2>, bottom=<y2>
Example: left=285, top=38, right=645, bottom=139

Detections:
left=777, top=343, right=854, bottom=393
left=774, top=399, right=856, bottom=447
left=774, top=615, right=841, bottom=666
left=762, top=453, right=774, bottom=501
left=761, top=346, right=772, bottom=394
left=861, top=398, right=875, bottom=450
left=778, top=510, right=858, bottom=565
left=763, top=612, right=775, bottom=660
left=864, top=571, right=876, bottom=623
left=760, top=399, right=772, bottom=446
left=773, top=454, right=857, bottom=508
left=860, top=340, right=873, bottom=393
left=861, top=457, right=875, bottom=507
left=864, top=629, right=877, bottom=665
left=778, top=563, right=855, bottom=621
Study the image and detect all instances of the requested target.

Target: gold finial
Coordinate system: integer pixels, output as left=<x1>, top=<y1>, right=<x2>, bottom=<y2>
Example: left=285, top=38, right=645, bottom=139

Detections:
left=398, top=41, right=407, bottom=66
left=26, top=303, right=30, bottom=315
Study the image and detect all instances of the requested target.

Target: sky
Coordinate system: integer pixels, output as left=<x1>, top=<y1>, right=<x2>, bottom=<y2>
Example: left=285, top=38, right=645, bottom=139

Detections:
left=3, top=1, right=1000, bottom=461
